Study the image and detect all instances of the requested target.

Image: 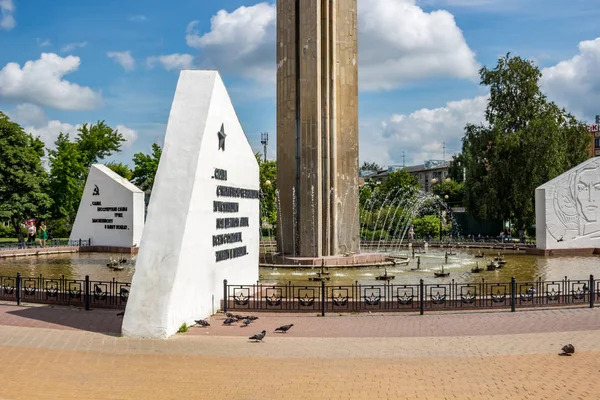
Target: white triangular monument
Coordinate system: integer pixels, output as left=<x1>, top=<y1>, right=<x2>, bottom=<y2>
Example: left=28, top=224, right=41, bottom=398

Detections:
left=536, top=157, right=600, bottom=250
left=69, top=164, right=145, bottom=247
left=122, top=70, right=260, bottom=338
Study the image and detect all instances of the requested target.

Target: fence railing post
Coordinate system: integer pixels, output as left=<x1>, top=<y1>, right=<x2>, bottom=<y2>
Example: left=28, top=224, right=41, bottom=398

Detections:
left=590, top=275, right=594, bottom=309
left=510, top=277, right=516, bottom=312
left=84, top=275, right=90, bottom=311
left=419, top=279, right=424, bottom=315
left=321, top=279, right=326, bottom=317
left=223, top=279, right=228, bottom=313
left=16, top=272, right=22, bottom=306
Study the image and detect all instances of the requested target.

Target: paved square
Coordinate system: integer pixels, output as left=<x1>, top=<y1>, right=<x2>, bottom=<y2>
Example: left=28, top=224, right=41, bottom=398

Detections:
left=0, top=302, right=598, bottom=399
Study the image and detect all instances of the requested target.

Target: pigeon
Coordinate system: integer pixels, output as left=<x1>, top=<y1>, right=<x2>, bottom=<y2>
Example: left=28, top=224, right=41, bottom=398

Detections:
left=223, top=317, right=237, bottom=325
left=249, top=330, right=266, bottom=342
left=195, top=319, right=210, bottom=327
left=241, top=318, right=252, bottom=327
left=225, top=312, right=235, bottom=318
left=275, top=324, right=294, bottom=333
left=116, top=311, right=124, bottom=317
left=561, top=344, right=575, bottom=356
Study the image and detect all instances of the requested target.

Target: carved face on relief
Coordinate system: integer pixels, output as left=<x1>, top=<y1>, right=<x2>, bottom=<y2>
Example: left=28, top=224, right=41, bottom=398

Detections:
left=576, top=167, right=600, bottom=222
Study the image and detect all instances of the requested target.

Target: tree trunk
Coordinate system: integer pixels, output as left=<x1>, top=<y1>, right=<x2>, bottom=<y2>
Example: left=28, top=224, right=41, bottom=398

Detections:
left=11, top=218, right=23, bottom=242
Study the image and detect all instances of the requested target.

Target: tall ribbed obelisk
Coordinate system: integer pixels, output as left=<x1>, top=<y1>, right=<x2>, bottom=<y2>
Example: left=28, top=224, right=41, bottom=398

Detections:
left=276, top=0, right=359, bottom=257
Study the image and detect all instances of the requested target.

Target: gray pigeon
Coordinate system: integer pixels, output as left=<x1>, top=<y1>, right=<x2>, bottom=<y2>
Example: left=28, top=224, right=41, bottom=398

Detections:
left=275, top=324, right=294, bottom=333
left=561, top=344, right=575, bottom=356
left=195, top=319, right=210, bottom=327
left=249, top=330, right=266, bottom=342
left=223, top=317, right=237, bottom=325
left=241, top=318, right=251, bottom=327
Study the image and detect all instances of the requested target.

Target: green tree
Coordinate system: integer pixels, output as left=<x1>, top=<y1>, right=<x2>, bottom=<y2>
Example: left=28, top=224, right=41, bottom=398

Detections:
left=373, top=169, right=419, bottom=208
left=360, top=161, right=381, bottom=173
left=448, top=153, right=466, bottom=183
left=412, top=215, right=440, bottom=239
left=47, top=133, right=85, bottom=222
left=0, top=112, right=53, bottom=239
left=255, top=152, right=277, bottom=226
left=106, top=161, right=133, bottom=181
left=48, top=122, right=126, bottom=225
left=431, top=179, right=465, bottom=206
left=76, top=121, right=126, bottom=169
left=132, top=143, right=162, bottom=193
left=461, top=53, right=590, bottom=230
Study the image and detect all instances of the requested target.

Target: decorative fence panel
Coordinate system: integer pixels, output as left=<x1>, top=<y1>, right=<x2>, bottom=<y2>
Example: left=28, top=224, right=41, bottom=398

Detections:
left=0, top=274, right=129, bottom=309
left=224, top=275, right=597, bottom=315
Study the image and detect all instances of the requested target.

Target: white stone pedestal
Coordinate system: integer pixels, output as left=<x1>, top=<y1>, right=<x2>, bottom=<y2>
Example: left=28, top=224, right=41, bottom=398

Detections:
left=122, top=70, right=260, bottom=339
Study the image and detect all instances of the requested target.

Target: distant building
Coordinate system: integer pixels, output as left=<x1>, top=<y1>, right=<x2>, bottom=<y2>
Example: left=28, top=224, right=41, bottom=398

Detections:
left=587, top=123, right=600, bottom=157
left=361, top=160, right=451, bottom=192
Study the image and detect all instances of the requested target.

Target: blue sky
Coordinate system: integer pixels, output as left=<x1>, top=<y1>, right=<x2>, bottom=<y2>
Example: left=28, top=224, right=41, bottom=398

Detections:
left=1, top=0, right=599, bottom=167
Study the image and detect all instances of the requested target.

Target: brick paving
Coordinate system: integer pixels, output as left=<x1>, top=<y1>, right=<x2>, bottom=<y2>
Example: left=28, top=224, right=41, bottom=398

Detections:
left=0, top=302, right=598, bottom=399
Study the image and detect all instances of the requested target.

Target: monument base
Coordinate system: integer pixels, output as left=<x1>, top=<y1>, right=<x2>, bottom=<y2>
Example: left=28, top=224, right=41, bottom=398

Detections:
left=259, top=253, right=393, bottom=268
left=526, top=247, right=600, bottom=256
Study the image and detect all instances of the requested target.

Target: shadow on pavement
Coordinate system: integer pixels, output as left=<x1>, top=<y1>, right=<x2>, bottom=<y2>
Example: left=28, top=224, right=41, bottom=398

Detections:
left=4, top=304, right=122, bottom=335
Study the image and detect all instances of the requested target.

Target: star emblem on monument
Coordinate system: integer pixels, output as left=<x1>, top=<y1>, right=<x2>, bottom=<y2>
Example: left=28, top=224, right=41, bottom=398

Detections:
left=218, top=123, right=226, bottom=151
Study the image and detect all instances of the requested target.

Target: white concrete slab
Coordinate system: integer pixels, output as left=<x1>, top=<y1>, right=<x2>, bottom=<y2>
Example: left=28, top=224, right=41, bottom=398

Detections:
left=122, top=70, right=260, bottom=339
left=536, top=157, right=600, bottom=249
left=69, top=164, right=144, bottom=247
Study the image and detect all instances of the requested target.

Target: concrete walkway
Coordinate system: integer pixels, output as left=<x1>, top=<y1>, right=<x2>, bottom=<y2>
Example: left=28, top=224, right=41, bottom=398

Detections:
left=0, top=302, right=598, bottom=399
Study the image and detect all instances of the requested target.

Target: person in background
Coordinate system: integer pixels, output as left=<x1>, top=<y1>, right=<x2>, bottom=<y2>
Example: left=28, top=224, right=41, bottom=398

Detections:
left=26, top=220, right=37, bottom=245
left=408, top=225, right=415, bottom=241
left=39, top=221, right=48, bottom=248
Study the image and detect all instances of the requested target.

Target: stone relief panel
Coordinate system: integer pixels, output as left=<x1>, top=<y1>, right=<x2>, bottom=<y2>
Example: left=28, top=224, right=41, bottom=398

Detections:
left=544, top=158, right=600, bottom=244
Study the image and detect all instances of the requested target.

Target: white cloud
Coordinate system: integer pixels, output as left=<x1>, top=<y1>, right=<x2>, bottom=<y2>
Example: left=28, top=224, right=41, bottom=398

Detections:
left=364, top=36, right=600, bottom=166
left=11, top=105, right=138, bottom=149
left=36, top=38, right=52, bottom=47
left=107, top=51, right=136, bottom=71
left=26, top=120, right=81, bottom=148
left=61, top=41, right=87, bottom=53
left=183, top=0, right=479, bottom=90
left=358, top=0, right=479, bottom=90
left=185, top=3, right=276, bottom=83
left=115, top=124, right=138, bottom=146
left=11, top=103, right=48, bottom=127
left=0, top=53, right=103, bottom=111
left=146, top=53, right=194, bottom=71
left=362, top=96, right=488, bottom=165
left=0, top=0, right=15, bottom=30
left=540, top=37, right=600, bottom=120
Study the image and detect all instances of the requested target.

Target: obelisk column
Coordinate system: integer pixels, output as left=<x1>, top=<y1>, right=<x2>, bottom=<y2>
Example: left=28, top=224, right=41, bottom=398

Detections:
left=276, top=0, right=359, bottom=258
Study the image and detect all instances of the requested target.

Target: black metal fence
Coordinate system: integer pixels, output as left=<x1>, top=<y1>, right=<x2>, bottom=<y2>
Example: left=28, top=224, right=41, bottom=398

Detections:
left=0, top=273, right=129, bottom=309
left=223, top=275, right=597, bottom=315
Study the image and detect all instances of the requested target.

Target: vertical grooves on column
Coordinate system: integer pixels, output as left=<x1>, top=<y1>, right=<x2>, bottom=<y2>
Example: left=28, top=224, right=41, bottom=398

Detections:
left=294, top=0, right=301, bottom=256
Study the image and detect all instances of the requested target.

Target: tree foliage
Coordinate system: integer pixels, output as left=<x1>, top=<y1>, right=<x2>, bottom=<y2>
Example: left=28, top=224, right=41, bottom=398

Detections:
left=132, top=143, right=162, bottom=192
left=106, top=161, right=133, bottom=181
left=256, top=152, right=277, bottom=226
left=431, top=179, right=465, bottom=206
left=48, top=122, right=125, bottom=224
left=360, top=161, right=381, bottom=173
left=461, top=54, right=591, bottom=229
left=412, top=215, right=440, bottom=239
left=0, top=112, right=52, bottom=239
left=76, top=121, right=126, bottom=169
left=47, top=133, right=85, bottom=222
